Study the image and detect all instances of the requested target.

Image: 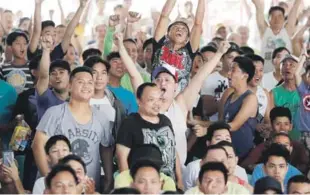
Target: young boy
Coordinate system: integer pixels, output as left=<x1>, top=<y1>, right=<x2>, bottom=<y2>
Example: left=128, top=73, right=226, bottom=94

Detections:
left=1, top=31, right=31, bottom=94
left=32, top=135, right=72, bottom=194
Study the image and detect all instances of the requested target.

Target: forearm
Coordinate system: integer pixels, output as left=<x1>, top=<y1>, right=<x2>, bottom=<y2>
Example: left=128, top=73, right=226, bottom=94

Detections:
left=161, top=0, right=177, bottom=17
left=124, top=23, right=133, bottom=39
left=175, top=153, right=183, bottom=186
left=61, top=6, right=84, bottom=52
left=254, top=2, right=266, bottom=37
left=13, top=178, right=25, bottom=194
left=29, top=2, right=42, bottom=53
left=194, top=0, right=204, bottom=26
left=32, top=139, right=49, bottom=176
left=119, top=45, right=143, bottom=93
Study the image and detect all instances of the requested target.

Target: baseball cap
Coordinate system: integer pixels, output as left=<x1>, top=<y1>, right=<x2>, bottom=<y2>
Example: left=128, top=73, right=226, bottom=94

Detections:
left=215, top=23, right=226, bottom=32
left=151, top=64, right=178, bottom=82
left=6, top=30, right=29, bottom=46
left=254, top=176, right=283, bottom=194
left=280, top=54, right=299, bottom=64
left=128, top=144, right=164, bottom=169
left=49, top=59, right=71, bottom=74
left=167, top=21, right=190, bottom=35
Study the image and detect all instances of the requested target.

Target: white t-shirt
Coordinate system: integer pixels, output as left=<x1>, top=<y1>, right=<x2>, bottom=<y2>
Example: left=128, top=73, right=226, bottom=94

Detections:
left=200, top=72, right=229, bottom=121
left=90, top=96, right=115, bottom=122
left=262, top=71, right=279, bottom=91
left=32, top=177, right=45, bottom=194
left=261, top=27, right=292, bottom=73
left=183, top=159, right=248, bottom=191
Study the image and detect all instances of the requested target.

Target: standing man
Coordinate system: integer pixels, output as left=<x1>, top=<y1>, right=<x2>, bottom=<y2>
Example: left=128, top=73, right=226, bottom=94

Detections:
left=116, top=83, right=182, bottom=188
left=32, top=67, right=113, bottom=192
left=152, top=0, right=204, bottom=92
left=252, top=0, right=301, bottom=72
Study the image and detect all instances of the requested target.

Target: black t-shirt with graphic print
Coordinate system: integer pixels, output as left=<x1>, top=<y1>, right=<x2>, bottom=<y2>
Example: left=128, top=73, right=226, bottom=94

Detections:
left=116, top=113, right=177, bottom=180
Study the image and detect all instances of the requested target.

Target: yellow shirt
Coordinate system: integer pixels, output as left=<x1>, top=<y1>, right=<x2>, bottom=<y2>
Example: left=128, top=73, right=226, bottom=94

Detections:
left=114, top=170, right=176, bottom=191
left=185, top=182, right=250, bottom=195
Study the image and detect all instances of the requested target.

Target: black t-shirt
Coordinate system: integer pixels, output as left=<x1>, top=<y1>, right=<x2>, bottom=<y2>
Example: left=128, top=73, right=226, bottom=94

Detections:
left=117, top=113, right=177, bottom=180
left=152, top=37, right=196, bottom=92
left=27, top=43, right=65, bottom=61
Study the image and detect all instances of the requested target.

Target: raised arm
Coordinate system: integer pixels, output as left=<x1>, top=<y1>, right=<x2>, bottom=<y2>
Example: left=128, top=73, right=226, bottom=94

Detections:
left=154, top=0, right=177, bottom=41
left=295, top=49, right=308, bottom=86
left=176, top=41, right=230, bottom=115
left=36, top=35, right=52, bottom=96
left=190, top=0, right=204, bottom=52
left=115, top=33, right=143, bottom=94
left=228, top=94, right=258, bottom=131
left=285, top=0, right=302, bottom=36
left=125, top=11, right=141, bottom=39
left=29, top=0, right=43, bottom=53
left=292, top=17, right=310, bottom=56
left=252, top=0, right=267, bottom=38
left=61, top=0, right=87, bottom=53
left=57, top=0, right=65, bottom=25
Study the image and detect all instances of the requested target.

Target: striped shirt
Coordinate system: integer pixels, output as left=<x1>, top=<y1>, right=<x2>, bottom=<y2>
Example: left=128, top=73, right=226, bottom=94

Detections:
left=0, top=62, right=33, bottom=94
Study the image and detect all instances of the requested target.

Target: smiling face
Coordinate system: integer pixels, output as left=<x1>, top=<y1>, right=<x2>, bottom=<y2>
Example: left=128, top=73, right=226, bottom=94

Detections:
left=69, top=72, right=95, bottom=102
left=168, top=23, right=189, bottom=45
left=11, top=36, right=27, bottom=60
left=228, top=62, right=248, bottom=88
left=249, top=61, right=264, bottom=87
left=138, top=86, right=162, bottom=117
left=272, top=116, right=292, bottom=133
left=269, top=10, right=285, bottom=30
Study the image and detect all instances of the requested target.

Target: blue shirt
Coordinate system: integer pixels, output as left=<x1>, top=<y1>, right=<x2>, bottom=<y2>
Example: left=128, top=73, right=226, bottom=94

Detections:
left=251, top=163, right=302, bottom=188
left=36, top=88, right=64, bottom=121
left=0, top=80, right=17, bottom=147
left=108, top=85, right=138, bottom=115
left=296, top=81, right=310, bottom=131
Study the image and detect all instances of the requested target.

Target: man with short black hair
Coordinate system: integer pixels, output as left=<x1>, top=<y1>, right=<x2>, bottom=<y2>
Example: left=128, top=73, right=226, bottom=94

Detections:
left=193, top=162, right=228, bottom=195
left=252, top=0, right=301, bottom=72
left=33, top=66, right=113, bottom=191
left=44, top=164, right=78, bottom=194
left=251, top=143, right=301, bottom=190
left=32, top=135, right=72, bottom=194
left=116, top=82, right=181, bottom=187
left=262, top=47, right=290, bottom=91
left=82, top=48, right=102, bottom=62
left=288, top=175, right=310, bottom=194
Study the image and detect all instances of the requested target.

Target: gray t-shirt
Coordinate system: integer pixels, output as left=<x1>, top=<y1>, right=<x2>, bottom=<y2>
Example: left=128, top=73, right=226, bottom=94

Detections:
left=36, top=102, right=113, bottom=189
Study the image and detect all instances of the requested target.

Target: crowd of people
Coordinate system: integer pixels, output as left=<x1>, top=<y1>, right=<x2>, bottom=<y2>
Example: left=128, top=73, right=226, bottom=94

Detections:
left=0, top=0, right=310, bottom=194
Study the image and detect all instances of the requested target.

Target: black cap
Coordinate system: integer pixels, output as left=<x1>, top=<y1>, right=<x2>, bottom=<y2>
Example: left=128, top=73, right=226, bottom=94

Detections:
left=6, top=30, right=29, bottom=46
left=225, top=42, right=243, bottom=55
left=49, top=59, right=71, bottom=74
left=167, top=21, right=190, bottom=36
left=128, top=144, right=163, bottom=169
left=254, top=176, right=283, bottom=194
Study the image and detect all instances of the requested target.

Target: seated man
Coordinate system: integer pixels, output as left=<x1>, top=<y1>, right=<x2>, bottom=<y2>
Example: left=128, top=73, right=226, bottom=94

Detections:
left=59, top=155, right=97, bottom=194
left=287, top=175, right=310, bottom=194
left=32, top=135, right=72, bottom=194
left=254, top=176, right=283, bottom=194
left=183, top=145, right=249, bottom=194
left=115, top=144, right=176, bottom=191
left=44, top=164, right=78, bottom=194
left=184, top=121, right=247, bottom=190
left=185, top=162, right=249, bottom=194
left=251, top=143, right=302, bottom=191
left=130, top=159, right=162, bottom=195
left=241, top=107, right=309, bottom=174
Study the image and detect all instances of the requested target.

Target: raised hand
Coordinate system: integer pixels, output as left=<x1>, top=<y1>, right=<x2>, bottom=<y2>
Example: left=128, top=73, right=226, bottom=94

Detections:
left=84, top=178, right=96, bottom=194
left=113, top=32, right=124, bottom=48
left=41, top=35, right=53, bottom=51
left=217, top=41, right=231, bottom=55
left=109, top=15, right=120, bottom=27
left=127, top=11, right=141, bottom=23
left=35, top=0, right=44, bottom=4
left=80, top=0, right=88, bottom=8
